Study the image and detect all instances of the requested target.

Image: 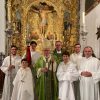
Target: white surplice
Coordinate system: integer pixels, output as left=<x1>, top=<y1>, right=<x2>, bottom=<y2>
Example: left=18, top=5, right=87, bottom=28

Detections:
left=31, top=51, right=41, bottom=66
left=0, top=55, right=21, bottom=100
left=23, top=51, right=40, bottom=67
left=57, top=61, right=79, bottom=100
left=79, top=56, right=100, bottom=100
left=11, top=67, right=34, bottom=100
left=70, top=52, right=82, bottom=69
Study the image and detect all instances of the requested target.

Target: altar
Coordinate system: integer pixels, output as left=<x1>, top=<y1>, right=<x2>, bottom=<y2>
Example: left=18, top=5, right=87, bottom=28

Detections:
left=6, top=0, right=80, bottom=55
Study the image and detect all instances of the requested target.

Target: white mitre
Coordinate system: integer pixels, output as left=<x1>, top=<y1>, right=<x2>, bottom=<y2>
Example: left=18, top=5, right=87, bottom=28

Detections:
left=42, top=39, right=52, bottom=50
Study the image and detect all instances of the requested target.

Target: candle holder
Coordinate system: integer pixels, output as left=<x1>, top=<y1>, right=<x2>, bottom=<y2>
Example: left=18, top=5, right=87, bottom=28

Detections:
left=80, top=25, right=88, bottom=41
left=5, top=22, right=15, bottom=55
left=80, top=30, right=88, bottom=41
left=80, top=25, right=88, bottom=49
left=5, top=22, right=14, bottom=37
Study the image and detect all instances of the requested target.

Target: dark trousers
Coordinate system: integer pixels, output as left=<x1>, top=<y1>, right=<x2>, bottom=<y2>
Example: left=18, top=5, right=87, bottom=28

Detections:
left=73, top=80, right=80, bottom=100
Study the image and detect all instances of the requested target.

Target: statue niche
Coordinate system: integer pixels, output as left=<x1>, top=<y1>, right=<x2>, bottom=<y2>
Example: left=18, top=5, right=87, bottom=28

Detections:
left=9, top=0, right=80, bottom=55
left=27, top=2, right=56, bottom=37
left=26, top=2, right=58, bottom=51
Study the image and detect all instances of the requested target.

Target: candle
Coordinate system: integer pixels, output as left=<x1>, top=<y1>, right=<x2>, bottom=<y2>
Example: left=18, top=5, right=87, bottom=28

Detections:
left=7, top=2, right=11, bottom=23
left=82, top=11, right=86, bottom=32
left=82, top=12, right=85, bottom=25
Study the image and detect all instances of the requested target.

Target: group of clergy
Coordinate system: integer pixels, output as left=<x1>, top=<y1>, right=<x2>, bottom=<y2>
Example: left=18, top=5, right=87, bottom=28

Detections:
left=0, top=40, right=100, bottom=100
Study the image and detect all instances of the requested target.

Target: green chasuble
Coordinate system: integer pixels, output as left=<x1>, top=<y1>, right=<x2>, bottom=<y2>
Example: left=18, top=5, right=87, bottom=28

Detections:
left=35, top=56, right=58, bottom=100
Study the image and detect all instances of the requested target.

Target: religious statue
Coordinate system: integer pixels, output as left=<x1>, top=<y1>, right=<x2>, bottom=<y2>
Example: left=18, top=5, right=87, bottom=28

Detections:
left=30, top=2, right=55, bottom=36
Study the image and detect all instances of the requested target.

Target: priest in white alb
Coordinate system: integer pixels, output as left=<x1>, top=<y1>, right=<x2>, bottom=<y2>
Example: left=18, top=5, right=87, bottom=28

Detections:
left=23, top=41, right=41, bottom=67
left=70, top=43, right=82, bottom=100
left=57, top=51, right=79, bottom=100
left=70, top=43, right=82, bottom=69
left=0, top=45, right=21, bottom=100
left=79, top=46, right=100, bottom=100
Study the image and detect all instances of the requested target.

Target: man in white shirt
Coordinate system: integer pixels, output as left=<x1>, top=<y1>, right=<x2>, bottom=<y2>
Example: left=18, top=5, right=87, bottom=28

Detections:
left=1, top=45, right=21, bottom=100
left=79, top=46, right=100, bottom=100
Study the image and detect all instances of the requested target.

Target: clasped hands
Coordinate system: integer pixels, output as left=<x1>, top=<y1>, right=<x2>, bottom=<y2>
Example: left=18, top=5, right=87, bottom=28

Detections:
left=81, top=71, right=92, bottom=77
left=8, top=65, right=15, bottom=71
left=41, top=67, right=48, bottom=73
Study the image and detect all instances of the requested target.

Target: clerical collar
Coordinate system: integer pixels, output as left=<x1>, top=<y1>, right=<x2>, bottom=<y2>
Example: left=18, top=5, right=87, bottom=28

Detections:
left=57, top=51, right=61, bottom=54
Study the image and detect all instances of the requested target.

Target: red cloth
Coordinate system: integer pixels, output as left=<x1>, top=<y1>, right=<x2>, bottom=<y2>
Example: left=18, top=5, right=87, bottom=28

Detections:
left=26, top=46, right=31, bottom=66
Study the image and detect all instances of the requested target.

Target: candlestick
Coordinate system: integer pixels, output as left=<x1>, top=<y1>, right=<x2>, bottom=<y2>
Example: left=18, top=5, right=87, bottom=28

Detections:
left=82, top=12, right=85, bottom=25
left=7, top=1, right=11, bottom=23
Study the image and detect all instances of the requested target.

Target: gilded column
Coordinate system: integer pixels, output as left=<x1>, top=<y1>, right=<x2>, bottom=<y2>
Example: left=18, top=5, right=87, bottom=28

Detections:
left=21, top=7, right=27, bottom=55
left=7, top=0, right=12, bottom=23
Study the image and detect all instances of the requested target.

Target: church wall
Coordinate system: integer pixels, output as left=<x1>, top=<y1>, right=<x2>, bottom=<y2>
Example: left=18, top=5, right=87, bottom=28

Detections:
left=0, top=0, right=6, bottom=54
left=85, top=3, right=100, bottom=58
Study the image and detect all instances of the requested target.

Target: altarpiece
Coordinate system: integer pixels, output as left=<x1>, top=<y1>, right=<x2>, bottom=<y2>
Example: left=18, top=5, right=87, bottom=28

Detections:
left=6, top=0, right=80, bottom=55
